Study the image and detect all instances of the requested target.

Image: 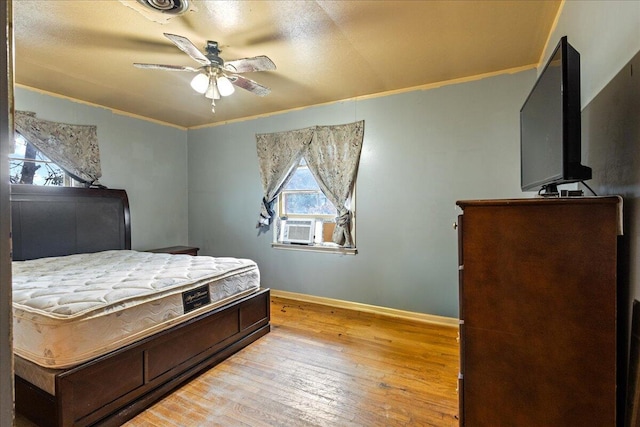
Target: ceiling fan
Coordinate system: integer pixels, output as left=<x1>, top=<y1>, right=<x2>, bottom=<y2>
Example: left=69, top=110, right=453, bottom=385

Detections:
left=134, top=33, right=276, bottom=112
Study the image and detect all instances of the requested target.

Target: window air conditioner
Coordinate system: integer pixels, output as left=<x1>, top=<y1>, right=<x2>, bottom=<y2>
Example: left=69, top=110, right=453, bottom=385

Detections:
left=280, top=219, right=315, bottom=245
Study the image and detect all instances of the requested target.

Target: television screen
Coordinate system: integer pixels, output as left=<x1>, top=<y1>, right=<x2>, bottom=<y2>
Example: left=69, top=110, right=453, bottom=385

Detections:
left=520, top=52, right=563, bottom=190
left=520, top=36, right=591, bottom=193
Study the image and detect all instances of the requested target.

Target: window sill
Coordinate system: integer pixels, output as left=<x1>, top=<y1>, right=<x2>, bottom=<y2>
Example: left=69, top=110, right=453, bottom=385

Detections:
left=271, top=242, right=357, bottom=255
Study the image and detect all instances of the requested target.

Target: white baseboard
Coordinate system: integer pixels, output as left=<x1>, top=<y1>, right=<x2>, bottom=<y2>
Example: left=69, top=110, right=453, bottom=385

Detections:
left=270, top=289, right=459, bottom=328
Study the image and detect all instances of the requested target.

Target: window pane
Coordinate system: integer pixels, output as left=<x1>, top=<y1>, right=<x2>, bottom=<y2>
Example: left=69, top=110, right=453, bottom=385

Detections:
left=284, top=166, right=320, bottom=191
left=11, top=135, right=50, bottom=161
left=283, top=191, right=337, bottom=216
left=10, top=159, right=66, bottom=186
left=9, top=135, right=67, bottom=186
left=10, top=134, right=27, bottom=158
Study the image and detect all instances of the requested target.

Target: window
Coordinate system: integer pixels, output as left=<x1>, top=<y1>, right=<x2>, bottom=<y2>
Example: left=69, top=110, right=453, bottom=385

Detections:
left=274, top=158, right=356, bottom=253
left=9, top=134, right=74, bottom=186
left=279, top=158, right=337, bottom=218
left=257, top=120, right=363, bottom=253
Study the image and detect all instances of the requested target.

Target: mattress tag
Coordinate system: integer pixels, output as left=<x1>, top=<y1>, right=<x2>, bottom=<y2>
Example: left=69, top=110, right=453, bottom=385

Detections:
left=182, top=285, right=211, bottom=314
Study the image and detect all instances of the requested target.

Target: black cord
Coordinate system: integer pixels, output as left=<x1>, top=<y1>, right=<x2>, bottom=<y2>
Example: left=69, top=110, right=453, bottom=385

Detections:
left=538, top=183, right=559, bottom=197
left=581, top=181, right=598, bottom=196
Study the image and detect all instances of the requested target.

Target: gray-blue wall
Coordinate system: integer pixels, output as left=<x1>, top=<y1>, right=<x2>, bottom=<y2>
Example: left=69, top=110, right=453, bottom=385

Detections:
left=185, top=1, right=640, bottom=319
left=547, top=0, right=640, bottom=330
left=188, top=70, right=534, bottom=318
left=14, top=87, right=189, bottom=251
left=13, top=2, right=639, bottom=321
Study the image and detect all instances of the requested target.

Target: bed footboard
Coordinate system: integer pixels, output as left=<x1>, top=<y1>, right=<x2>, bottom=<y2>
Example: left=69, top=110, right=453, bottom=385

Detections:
left=16, top=288, right=270, bottom=427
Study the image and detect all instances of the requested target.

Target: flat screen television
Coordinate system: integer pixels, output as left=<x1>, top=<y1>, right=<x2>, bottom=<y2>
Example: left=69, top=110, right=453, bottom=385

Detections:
left=520, top=36, right=591, bottom=195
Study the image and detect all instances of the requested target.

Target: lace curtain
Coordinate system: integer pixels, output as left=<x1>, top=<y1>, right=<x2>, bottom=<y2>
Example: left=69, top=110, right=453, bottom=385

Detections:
left=14, top=111, right=102, bottom=186
left=255, top=120, right=364, bottom=247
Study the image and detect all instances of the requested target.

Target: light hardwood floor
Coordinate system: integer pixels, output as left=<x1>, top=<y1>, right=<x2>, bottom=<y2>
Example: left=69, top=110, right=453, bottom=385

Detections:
left=17, top=296, right=460, bottom=426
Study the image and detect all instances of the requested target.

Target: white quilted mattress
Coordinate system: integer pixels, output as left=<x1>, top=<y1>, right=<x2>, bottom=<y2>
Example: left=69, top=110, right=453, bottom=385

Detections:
left=12, top=250, right=260, bottom=369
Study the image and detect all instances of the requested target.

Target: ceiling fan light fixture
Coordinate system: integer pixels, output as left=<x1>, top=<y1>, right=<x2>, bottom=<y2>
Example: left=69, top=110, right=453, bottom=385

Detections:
left=190, top=73, right=209, bottom=94
left=217, top=76, right=235, bottom=97
left=205, top=78, right=221, bottom=100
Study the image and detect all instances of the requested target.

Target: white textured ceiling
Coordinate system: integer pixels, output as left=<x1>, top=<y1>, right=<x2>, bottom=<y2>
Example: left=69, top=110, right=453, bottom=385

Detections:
left=13, top=0, right=561, bottom=128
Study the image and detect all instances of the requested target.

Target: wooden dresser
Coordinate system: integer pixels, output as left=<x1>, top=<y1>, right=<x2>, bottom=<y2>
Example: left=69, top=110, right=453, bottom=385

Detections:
left=456, top=197, right=621, bottom=426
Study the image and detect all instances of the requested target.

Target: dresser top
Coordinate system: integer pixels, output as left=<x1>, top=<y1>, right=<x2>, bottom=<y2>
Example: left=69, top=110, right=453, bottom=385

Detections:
left=456, top=196, right=623, bottom=235
left=456, top=196, right=621, bottom=209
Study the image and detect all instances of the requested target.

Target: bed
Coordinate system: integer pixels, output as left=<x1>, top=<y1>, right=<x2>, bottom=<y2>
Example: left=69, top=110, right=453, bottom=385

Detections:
left=10, top=184, right=270, bottom=427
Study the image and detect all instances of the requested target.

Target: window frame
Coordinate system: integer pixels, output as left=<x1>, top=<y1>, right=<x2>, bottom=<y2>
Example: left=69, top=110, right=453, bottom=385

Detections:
left=277, top=190, right=337, bottom=221
left=277, top=158, right=337, bottom=220
left=273, top=159, right=357, bottom=254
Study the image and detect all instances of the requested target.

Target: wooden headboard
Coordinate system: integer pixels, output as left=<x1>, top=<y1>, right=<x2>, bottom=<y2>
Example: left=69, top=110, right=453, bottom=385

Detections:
left=10, top=185, right=131, bottom=261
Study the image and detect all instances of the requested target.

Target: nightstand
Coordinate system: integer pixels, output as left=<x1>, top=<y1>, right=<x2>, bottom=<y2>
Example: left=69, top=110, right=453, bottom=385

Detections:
left=148, top=245, right=199, bottom=256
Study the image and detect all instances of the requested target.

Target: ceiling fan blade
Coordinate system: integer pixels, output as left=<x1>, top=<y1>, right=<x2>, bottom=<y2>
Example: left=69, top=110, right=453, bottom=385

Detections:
left=228, top=75, right=271, bottom=97
left=163, top=33, right=210, bottom=66
left=223, top=56, right=276, bottom=73
left=133, top=63, right=200, bottom=72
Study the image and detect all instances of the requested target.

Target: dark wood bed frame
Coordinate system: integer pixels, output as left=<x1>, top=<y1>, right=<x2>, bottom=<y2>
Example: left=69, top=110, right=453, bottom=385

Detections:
left=11, top=185, right=270, bottom=427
